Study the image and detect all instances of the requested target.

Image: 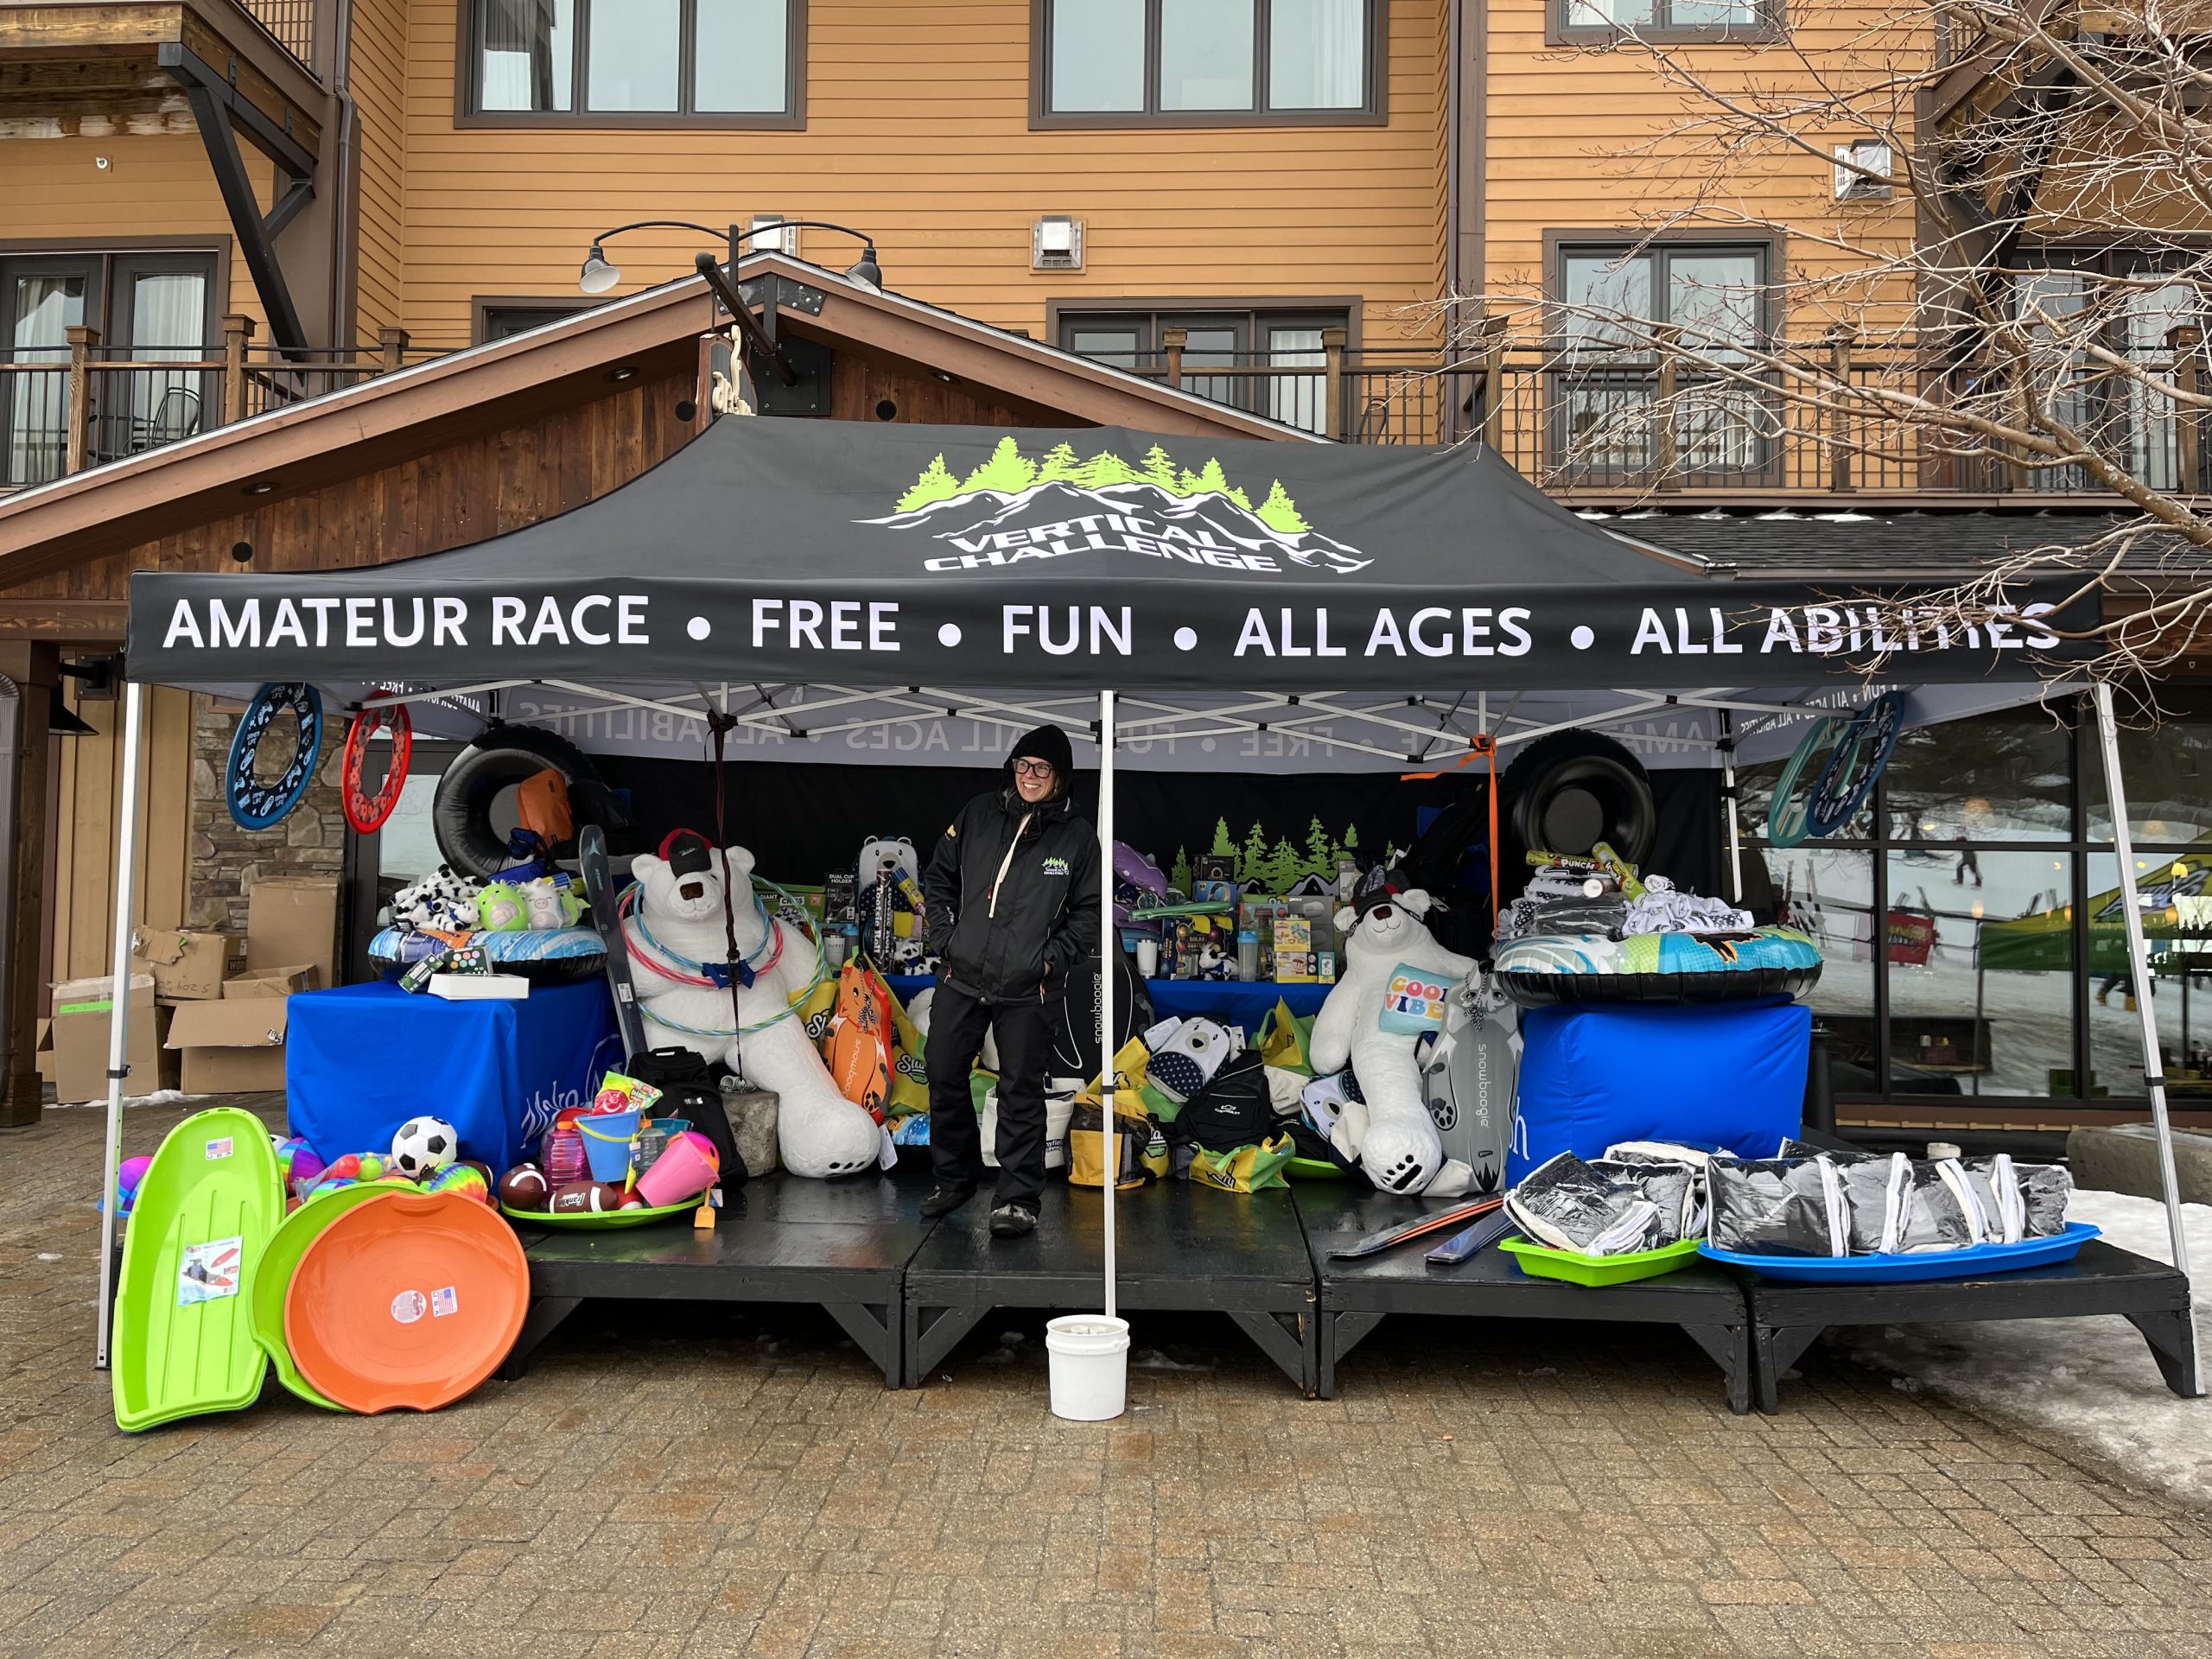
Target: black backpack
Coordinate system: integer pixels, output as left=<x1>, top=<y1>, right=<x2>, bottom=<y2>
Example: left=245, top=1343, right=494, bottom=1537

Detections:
left=1170, top=1050, right=1277, bottom=1154
left=619, top=1046, right=749, bottom=1186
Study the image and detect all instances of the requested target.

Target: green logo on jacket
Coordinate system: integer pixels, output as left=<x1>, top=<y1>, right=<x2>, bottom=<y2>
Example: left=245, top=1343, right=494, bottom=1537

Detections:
left=1040, top=856, right=1071, bottom=877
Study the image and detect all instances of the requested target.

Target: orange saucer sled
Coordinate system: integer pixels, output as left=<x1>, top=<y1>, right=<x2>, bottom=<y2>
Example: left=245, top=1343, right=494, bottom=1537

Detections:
left=285, top=1190, right=528, bottom=1414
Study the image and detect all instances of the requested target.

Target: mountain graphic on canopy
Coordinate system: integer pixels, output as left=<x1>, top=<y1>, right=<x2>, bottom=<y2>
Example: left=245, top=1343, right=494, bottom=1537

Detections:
left=861, top=439, right=1370, bottom=573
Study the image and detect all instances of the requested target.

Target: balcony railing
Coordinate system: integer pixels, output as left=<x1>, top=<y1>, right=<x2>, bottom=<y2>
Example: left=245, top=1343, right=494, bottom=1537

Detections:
left=0, top=318, right=433, bottom=490
left=238, top=0, right=316, bottom=69
left=1116, top=330, right=2212, bottom=500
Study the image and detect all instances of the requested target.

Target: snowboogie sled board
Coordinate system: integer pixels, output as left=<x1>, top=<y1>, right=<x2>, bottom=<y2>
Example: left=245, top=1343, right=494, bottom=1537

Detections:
left=1426, top=1207, right=1517, bottom=1267
left=1325, top=1195, right=1504, bottom=1260
left=579, top=823, right=646, bottom=1060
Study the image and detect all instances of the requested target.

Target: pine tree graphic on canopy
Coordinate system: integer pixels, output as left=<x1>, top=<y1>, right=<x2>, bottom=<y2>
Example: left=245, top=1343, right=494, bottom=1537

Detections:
left=889, top=437, right=1311, bottom=528
left=1239, top=822, right=1271, bottom=889
left=1169, top=847, right=1192, bottom=893
left=1210, top=818, right=1235, bottom=858
left=896, top=454, right=960, bottom=512
left=1258, top=480, right=1310, bottom=534
left=1306, top=817, right=1336, bottom=878
left=961, top=436, right=1035, bottom=494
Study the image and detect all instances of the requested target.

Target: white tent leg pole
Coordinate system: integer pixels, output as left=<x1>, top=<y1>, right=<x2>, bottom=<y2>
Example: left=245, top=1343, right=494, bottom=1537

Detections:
left=1720, top=711, right=1744, bottom=906
left=94, top=678, right=148, bottom=1371
left=1098, top=688, right=1116, bottom=1325
left=2093, top=682, right=2202, bottom=1395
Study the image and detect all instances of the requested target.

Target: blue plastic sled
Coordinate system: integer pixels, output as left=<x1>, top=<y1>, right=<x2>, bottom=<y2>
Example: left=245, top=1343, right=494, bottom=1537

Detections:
left=1700, top=1222, right=2100, bottom=1282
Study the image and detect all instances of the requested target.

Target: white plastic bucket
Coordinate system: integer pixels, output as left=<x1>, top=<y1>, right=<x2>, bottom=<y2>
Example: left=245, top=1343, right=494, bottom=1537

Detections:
left=1045, top=1313, right=1131, bottom=1421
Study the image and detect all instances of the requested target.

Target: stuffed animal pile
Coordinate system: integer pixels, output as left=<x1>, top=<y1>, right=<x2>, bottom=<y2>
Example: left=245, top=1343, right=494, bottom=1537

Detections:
left=391, top=864, right=582, bottom=936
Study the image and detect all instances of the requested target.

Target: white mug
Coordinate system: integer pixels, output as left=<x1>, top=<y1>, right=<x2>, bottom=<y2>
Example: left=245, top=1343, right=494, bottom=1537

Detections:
left=1135, top=938, right=1160, bottom=977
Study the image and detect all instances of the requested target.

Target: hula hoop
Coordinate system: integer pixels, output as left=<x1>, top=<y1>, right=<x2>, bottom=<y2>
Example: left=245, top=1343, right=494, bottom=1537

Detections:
left=1806, top=691, right=1904, bottom=838
left=1766, top=716, right=1843, bottom=850
left=226, top=683, right=324, bottom=830
left=341, top=702, right=413, bottom=834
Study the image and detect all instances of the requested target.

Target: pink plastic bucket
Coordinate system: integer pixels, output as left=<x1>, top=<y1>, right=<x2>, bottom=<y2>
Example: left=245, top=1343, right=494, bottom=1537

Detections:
left=634, top=1134, right=716, bottom=1206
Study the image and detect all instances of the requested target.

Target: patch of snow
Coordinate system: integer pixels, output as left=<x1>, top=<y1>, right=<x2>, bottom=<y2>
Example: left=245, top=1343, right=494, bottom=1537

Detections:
left=1846, top=1189, right=2212, bottom=1507
left=1814, top=512, right=1875, bottom=523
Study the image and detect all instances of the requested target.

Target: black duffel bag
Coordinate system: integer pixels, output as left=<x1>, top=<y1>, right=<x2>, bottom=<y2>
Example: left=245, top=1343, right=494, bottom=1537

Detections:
left=620, top=1046, right=748, bottom=1187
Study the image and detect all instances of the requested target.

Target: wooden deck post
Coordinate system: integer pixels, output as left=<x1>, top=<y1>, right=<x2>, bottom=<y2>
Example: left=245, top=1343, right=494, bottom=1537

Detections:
left=1827, top=327, right=1857, bottom=494
left=1652, top=324, right=1680, bottom=490
left=64, top=325, right=99, bottom=474
left=221, top=314, right=255, bottom=427
left=1479, top=314, right=1508, bottom=452
left=378, top=327, right=410, bottom=376
left=1322, top=326, right=1347, bottom=441
left=1162, top=327, right=1185, bottom=391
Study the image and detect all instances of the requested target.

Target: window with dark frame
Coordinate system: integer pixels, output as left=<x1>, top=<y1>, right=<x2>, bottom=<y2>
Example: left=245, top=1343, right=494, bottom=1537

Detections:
left=1554, top=0, right=1772, bottom=36
left=1551, top=239, right=1774, bottom=483
left=1039, top=0, right=1380, bottom=124
left=1058, top=305, right=1349, bottom=432
left=476, top=300, right=599, bottom=343
left=468, top=0, right=800, bottom=122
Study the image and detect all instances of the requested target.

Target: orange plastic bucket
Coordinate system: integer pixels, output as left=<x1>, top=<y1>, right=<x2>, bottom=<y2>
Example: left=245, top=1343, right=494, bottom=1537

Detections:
left=285, top=1190, right=529, bottom=1414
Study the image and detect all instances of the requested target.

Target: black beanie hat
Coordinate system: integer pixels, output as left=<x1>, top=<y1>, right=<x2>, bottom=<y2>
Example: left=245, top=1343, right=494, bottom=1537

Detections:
left=1007, top=723, right=1074, bottom=777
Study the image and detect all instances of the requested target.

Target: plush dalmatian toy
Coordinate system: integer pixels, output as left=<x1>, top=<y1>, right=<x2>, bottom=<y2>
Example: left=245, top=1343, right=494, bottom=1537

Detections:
left=391, top=865, right=482, bottom=935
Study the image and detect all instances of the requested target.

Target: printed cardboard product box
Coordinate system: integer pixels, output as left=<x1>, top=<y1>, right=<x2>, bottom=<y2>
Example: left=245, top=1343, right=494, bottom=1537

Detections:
left=223, top=963, right=319, bottom=1001
left=129, top=928, right=246, bottom=1001
left=165, top=998, right=290, bottom=1093
left=246, top=875, right=340, bottom=989
left=42, top=976, right=176, bottom=1103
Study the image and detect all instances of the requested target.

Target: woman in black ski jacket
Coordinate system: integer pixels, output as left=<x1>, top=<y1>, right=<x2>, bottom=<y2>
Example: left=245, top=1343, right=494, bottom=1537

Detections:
left=920, top=723, right=1101, bottom=1237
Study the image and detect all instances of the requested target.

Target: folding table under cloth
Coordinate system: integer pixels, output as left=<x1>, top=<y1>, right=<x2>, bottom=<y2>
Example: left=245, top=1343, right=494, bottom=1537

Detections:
left=284, top=978, right=622, bottom=1177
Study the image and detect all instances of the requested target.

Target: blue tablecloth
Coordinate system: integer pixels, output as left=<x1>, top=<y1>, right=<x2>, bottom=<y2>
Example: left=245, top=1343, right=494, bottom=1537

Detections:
left=883, top=975, right=1330, bottom=1035
left=285, top=979, right=622, bottom=1175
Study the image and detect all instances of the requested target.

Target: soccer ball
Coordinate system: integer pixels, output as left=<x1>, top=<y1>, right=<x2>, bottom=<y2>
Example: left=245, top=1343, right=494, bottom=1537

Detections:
left=390, top=1116, right=458, bottom=1179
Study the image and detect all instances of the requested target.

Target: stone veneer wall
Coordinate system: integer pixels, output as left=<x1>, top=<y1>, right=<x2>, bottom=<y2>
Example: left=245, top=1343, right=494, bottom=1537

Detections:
left=187, top=694, right=347, bottom=931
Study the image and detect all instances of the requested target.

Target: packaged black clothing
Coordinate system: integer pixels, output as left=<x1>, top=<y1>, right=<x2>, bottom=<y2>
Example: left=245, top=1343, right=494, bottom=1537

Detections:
left=620, top=1045, right=748, bottom=1186
left=1506, top=1152, right=1662, bottom=1255
left=1172, top=1051, right=1277, bottom=1153
left=1590, top=1159, right=1699, bottom=1244
left=923, top=785, right=1102, bottom=1004
left=1885, top=1162, right=1975, bottom=1252
left=1707, top=1158, right=1846, bottom=1256
left=2016, top=1162, right=2074, bottom=1237
left=1835, top=1152, right=1905, bottom=1255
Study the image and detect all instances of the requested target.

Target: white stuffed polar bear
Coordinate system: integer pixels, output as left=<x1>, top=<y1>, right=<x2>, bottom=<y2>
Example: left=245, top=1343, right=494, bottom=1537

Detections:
left=626, top=845, right=883, bottom=1179
left=1308, top=890, right=1479, bottom=1196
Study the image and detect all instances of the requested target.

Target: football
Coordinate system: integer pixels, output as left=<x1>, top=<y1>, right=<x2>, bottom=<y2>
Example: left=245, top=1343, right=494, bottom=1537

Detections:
left=496, top=1164, right=550, bottom=1211
left=549, top=1181, right=624, bottom=1213
left=391, top=1116, right=459, bottom=1179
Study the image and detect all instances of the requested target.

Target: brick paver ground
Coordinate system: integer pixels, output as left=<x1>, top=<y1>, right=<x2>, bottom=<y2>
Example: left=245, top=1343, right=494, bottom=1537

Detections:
left=7, top=1100, right=2212, bottom=1657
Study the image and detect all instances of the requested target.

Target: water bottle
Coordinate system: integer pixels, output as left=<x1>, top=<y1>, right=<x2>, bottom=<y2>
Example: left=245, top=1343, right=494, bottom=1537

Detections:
left=1236, top=930, right=1261, bottom=982
left=543, top=1123, right=585, bottom=1186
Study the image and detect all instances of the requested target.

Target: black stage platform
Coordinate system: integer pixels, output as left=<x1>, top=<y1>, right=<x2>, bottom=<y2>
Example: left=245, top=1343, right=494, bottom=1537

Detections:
left=1294, top=1186, right=1755, bottom=1412
left=493, top=1166, right=2194, bottom=1414
left=501, top=1161, right=938, bottom=1386
left=900, top=1179, right=1317, bottom=1389
left=1738, top=1237, right=2200, bottom=1413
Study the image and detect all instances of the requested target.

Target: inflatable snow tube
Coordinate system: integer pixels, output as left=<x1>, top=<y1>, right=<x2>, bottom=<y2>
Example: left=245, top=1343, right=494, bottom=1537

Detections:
left=431, top=725, right=621, bottom=879
left=369, top=925, right=605, bottom=983
left=1494, top=926, right=1821, bottom=1008
left=1501, top=729, right=1656, bottom=871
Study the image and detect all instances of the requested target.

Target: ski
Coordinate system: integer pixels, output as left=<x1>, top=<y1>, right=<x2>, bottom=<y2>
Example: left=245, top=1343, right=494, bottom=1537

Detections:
left=1426, top=1208, right=1516, bottom=1267
left=579, top=823, right=647, bottom=1060
left=1326, top=1195, right=1505, bottom=1260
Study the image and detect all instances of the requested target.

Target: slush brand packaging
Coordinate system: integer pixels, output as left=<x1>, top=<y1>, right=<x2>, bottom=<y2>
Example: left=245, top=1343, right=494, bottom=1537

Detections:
left=824, top=873, right=856, bottom=927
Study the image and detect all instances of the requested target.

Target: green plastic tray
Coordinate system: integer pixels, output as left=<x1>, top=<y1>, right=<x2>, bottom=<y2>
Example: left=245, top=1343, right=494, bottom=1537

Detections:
left=1285, top=1156, right=1351, bottom=1180
left=1497, top=1234, right=1702, bottom=1287
left=500, top=1197, right=699, bottom=1230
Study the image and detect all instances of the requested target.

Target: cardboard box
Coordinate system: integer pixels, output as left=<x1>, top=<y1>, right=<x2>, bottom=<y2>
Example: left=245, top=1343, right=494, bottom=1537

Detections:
left=165, top=998, right=290, bottom=1094
left=223, top=963, right=319, bottom=1000
left=130, top=928, right=245, bottom=1001
left=43, top=988, right=176, bottom=1104
left=246, top=875, right=340, bottom=989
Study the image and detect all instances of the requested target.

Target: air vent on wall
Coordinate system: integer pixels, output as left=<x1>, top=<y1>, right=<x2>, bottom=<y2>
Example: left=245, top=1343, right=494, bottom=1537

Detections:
left=1032, top=214, right=1084, bottom=272
left=1834, top=143, right=1894, bottom=202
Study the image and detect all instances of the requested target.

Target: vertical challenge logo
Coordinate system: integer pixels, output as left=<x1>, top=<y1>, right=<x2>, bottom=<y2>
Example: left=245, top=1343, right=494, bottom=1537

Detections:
left=858, top=437, right=1372, bottom=575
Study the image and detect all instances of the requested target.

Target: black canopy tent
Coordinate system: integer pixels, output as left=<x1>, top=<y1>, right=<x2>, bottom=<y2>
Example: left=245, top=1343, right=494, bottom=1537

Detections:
left=99, top=418, right=2199, bottom=1400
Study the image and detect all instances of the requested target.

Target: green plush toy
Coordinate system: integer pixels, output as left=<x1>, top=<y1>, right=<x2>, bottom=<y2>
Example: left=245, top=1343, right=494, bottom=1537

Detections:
left=474, top=880, right=529, bottom=931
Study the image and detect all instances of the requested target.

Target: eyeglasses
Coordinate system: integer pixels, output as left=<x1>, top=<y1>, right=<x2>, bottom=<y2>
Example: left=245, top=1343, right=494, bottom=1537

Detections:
left=1013, top=759, right=1057, bottom=779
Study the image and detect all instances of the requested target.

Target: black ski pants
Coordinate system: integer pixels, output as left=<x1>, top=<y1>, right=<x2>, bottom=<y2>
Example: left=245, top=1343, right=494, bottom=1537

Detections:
left=927, top=982, right=1053, bottom=1209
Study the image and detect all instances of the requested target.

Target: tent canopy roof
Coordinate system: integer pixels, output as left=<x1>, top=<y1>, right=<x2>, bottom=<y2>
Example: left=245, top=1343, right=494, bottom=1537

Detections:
left=130, top=417, right=2088, bottom=697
